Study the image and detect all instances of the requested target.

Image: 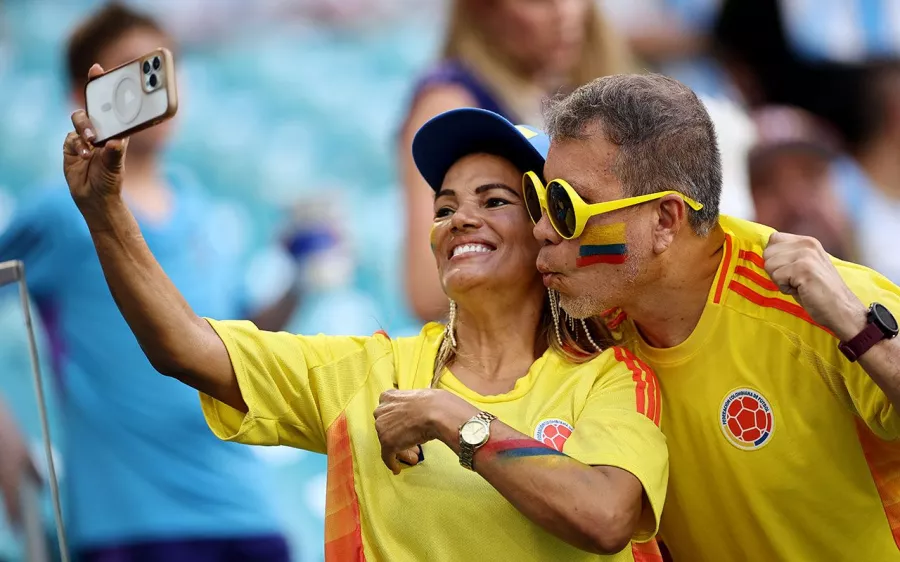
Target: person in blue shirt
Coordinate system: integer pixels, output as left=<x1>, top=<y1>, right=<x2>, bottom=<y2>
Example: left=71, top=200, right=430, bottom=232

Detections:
left=0, top=3, right=296, bottom=561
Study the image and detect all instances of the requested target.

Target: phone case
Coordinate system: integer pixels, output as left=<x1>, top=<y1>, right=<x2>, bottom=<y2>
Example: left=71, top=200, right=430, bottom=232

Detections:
left=85, top=47, right=178, bottom=143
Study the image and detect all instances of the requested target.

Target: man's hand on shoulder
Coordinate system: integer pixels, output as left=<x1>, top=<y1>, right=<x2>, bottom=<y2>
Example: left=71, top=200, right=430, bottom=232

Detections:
left=763, top=232, right=867, bottom=340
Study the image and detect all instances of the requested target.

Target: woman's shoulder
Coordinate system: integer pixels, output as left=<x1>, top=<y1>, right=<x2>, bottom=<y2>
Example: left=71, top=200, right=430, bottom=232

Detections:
left=388, top=322, right=445, bottom=351
left=376, top=323, right=445, bottom=389
left=554, top=345, right=656, bottom=385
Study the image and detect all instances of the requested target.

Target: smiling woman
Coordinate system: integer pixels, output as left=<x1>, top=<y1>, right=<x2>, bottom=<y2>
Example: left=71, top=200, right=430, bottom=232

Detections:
left=61, top=104, right=669, bottom=561
left=432, top=156, right=540, bottom=297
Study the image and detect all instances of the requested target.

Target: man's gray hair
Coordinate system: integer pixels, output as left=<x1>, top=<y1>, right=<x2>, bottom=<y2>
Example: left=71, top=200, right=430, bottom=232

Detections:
left=543, top=74, right=721, bottom=235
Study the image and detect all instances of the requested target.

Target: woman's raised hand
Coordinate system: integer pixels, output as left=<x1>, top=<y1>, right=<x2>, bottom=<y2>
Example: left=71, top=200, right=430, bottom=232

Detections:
left=63, top=64, right=128, bottom=211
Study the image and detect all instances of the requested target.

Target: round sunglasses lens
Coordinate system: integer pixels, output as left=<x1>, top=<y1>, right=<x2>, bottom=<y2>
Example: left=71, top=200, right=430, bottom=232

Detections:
left=547, top=182, right=576, bottom=238
left=523, top=176, right=542, bottom=223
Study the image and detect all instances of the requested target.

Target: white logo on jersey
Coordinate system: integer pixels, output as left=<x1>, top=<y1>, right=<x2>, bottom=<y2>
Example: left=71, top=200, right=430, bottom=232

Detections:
left=720, top=388, right=775, bottom=450
left=534, top=419, right=574, bottom=451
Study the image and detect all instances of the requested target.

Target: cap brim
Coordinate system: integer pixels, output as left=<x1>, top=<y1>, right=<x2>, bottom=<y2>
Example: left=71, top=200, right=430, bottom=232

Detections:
left=412, top=108, right=549, bottom=192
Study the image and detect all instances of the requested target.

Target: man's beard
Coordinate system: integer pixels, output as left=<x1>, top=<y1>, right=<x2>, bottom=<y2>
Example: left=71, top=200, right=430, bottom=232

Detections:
left=556, top=260, right=640, bottom=319
left=558, top=291, right=608, bottom=320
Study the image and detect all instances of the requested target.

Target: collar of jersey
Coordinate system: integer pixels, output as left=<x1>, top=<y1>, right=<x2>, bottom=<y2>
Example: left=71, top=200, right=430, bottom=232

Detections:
left=439, top=354, right=553, bottom=403
left=633, top=222, right=736, bottom=365
left=422, top=323, right=556, bottom=402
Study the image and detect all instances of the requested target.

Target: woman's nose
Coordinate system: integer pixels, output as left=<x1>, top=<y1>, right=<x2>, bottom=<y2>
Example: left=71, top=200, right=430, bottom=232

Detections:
left=450, top=203, right=485, bottom=232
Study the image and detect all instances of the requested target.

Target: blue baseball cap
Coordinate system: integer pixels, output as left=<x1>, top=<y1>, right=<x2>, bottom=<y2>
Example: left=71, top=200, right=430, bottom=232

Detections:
left=412, top=107, right=549, bottom=192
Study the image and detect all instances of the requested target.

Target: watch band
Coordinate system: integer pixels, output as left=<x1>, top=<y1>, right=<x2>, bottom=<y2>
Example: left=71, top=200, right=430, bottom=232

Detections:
left=838, top=303, right=898, bottom=362
left=459, top=411, right=497, bottom=471
left=838, top=322, right=884, bottom=362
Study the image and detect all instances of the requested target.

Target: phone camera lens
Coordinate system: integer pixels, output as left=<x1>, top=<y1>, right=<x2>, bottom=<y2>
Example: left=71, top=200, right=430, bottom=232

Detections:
left=143, top=61, right=151, bottom=74
left=149, top=74, right=158, bottom=88
left=152, top=56, right=161, bottom=70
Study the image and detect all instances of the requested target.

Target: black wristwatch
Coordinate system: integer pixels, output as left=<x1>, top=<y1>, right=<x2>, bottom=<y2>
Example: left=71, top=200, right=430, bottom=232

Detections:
left=838, top=303, right=899, bottom=362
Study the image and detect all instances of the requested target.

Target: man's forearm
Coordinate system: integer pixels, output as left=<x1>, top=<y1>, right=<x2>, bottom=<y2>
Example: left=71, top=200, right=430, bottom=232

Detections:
left=860, top=340, right=900, bottom=409
left=835, top=307, right=900, bottom=410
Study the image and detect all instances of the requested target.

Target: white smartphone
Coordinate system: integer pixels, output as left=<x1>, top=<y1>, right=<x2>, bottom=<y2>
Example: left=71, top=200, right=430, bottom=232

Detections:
left=85, top=47, right=178, bottom=144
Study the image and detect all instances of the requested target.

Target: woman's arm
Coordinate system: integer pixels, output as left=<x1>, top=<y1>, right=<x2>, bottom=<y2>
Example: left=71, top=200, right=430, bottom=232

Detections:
left=374, top=382, right=667, bottom=555
left=80, top=195, right=245, bottom=410
left=458, top=420, right=644, bottom=555
left=64, top=69, right=243, bottom=411
left=399, top=84, right=476, bottom=321
left=65, top=78, right=392, bottom=455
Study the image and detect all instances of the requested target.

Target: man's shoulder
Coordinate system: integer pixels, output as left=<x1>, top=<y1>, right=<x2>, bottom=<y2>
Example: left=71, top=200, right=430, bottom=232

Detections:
left=831, top=256, right=900, bottom=303
left=702, top=218, right=835, bottom=356
left=720, top=215, right=776, bottom=252
left=559, top=345, right=658, bottom=390
left=719, top=215, right=900, bottom=325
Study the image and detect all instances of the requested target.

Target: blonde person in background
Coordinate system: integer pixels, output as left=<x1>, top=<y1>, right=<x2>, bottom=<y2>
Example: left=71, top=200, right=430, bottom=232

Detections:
left=63, top=89, right=668, bottom=559
left=401, top=0, right=635, bottom=321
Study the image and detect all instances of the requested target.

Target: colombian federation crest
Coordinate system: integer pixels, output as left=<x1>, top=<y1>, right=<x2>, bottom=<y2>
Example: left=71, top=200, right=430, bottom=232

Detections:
left=720, top=388, right=775, bottom=450
left=534, top=419, right=574, bottom=452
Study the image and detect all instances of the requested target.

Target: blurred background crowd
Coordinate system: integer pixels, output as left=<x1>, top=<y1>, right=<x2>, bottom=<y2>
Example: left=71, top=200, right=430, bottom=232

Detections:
left=1, top=0, right=899, bottom=560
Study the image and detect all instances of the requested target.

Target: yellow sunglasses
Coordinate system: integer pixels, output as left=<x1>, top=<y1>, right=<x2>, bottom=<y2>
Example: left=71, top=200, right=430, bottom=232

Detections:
left=523, top=171, right=704, bottom=239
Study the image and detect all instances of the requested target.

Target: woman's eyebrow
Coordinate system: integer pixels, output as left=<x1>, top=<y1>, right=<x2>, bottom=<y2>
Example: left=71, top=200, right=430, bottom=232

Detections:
left=475, top=183, right=519, bottom=197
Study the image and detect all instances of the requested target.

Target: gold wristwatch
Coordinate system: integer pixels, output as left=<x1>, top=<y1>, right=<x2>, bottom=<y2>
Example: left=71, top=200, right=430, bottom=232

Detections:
left=459, top=411, right=496, bottom=470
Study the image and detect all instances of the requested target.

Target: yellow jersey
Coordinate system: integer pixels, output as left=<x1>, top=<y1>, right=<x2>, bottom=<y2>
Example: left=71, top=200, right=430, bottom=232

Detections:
left=611, top=216, right=900, bottom=561
left=199, top=320, right=668, bottom=562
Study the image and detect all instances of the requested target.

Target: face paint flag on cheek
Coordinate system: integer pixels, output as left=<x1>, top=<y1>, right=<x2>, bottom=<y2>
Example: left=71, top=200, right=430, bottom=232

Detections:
left=576, top=223, right=627, bottom=267
left=430, top=224, right=438, bottom=253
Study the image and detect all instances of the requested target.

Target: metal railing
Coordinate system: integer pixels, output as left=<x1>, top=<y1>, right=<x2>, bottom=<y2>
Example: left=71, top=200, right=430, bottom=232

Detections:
left=0, top=260, right=68, bottom=562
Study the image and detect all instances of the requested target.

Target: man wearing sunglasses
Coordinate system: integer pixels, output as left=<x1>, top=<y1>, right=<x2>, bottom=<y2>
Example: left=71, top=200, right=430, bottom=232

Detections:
left=516, top=74, right=900, bottom=561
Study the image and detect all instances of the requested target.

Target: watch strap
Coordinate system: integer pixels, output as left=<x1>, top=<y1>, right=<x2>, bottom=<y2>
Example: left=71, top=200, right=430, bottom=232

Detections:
left=459, top=411, right=497, bottom=471
left=839, top=320, right=886, bottom=362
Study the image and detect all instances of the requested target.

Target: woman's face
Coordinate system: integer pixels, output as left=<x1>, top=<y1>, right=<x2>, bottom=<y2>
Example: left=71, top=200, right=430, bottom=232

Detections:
left=431, top=153, right=542, bottom=300
left=481, top=0, right=589, bottom=78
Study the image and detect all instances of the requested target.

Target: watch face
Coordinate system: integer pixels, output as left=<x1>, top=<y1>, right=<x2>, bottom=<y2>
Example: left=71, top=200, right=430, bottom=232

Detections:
left=461, top=420, right=488, bottom=446
left=873, top=303, right=899, bottom=335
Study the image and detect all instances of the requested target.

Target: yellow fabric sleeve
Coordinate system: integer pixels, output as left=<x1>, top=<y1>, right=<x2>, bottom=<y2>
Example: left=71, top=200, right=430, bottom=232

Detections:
left=199, top=319, right=392, bottom=453
left=562, top=355, right=669, bottom=542
left=823, top=262, right=900, bottom=440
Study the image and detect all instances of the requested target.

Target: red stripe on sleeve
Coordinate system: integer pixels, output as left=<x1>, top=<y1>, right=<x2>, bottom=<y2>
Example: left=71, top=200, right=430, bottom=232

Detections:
left=712, top=235, right=733, bottom=304
left=734, top=265, right=780, bottom=292
left=624, top=348, right=655, bottom=425
left=614, top=347, right=651, bottom=421
left=738, top=249, right=766, bottom=269
left=643, top=357, right=662, bottom=427
left=627, top=349, right=662, bottom=427
left=728, top=280, right=833, bottom=336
